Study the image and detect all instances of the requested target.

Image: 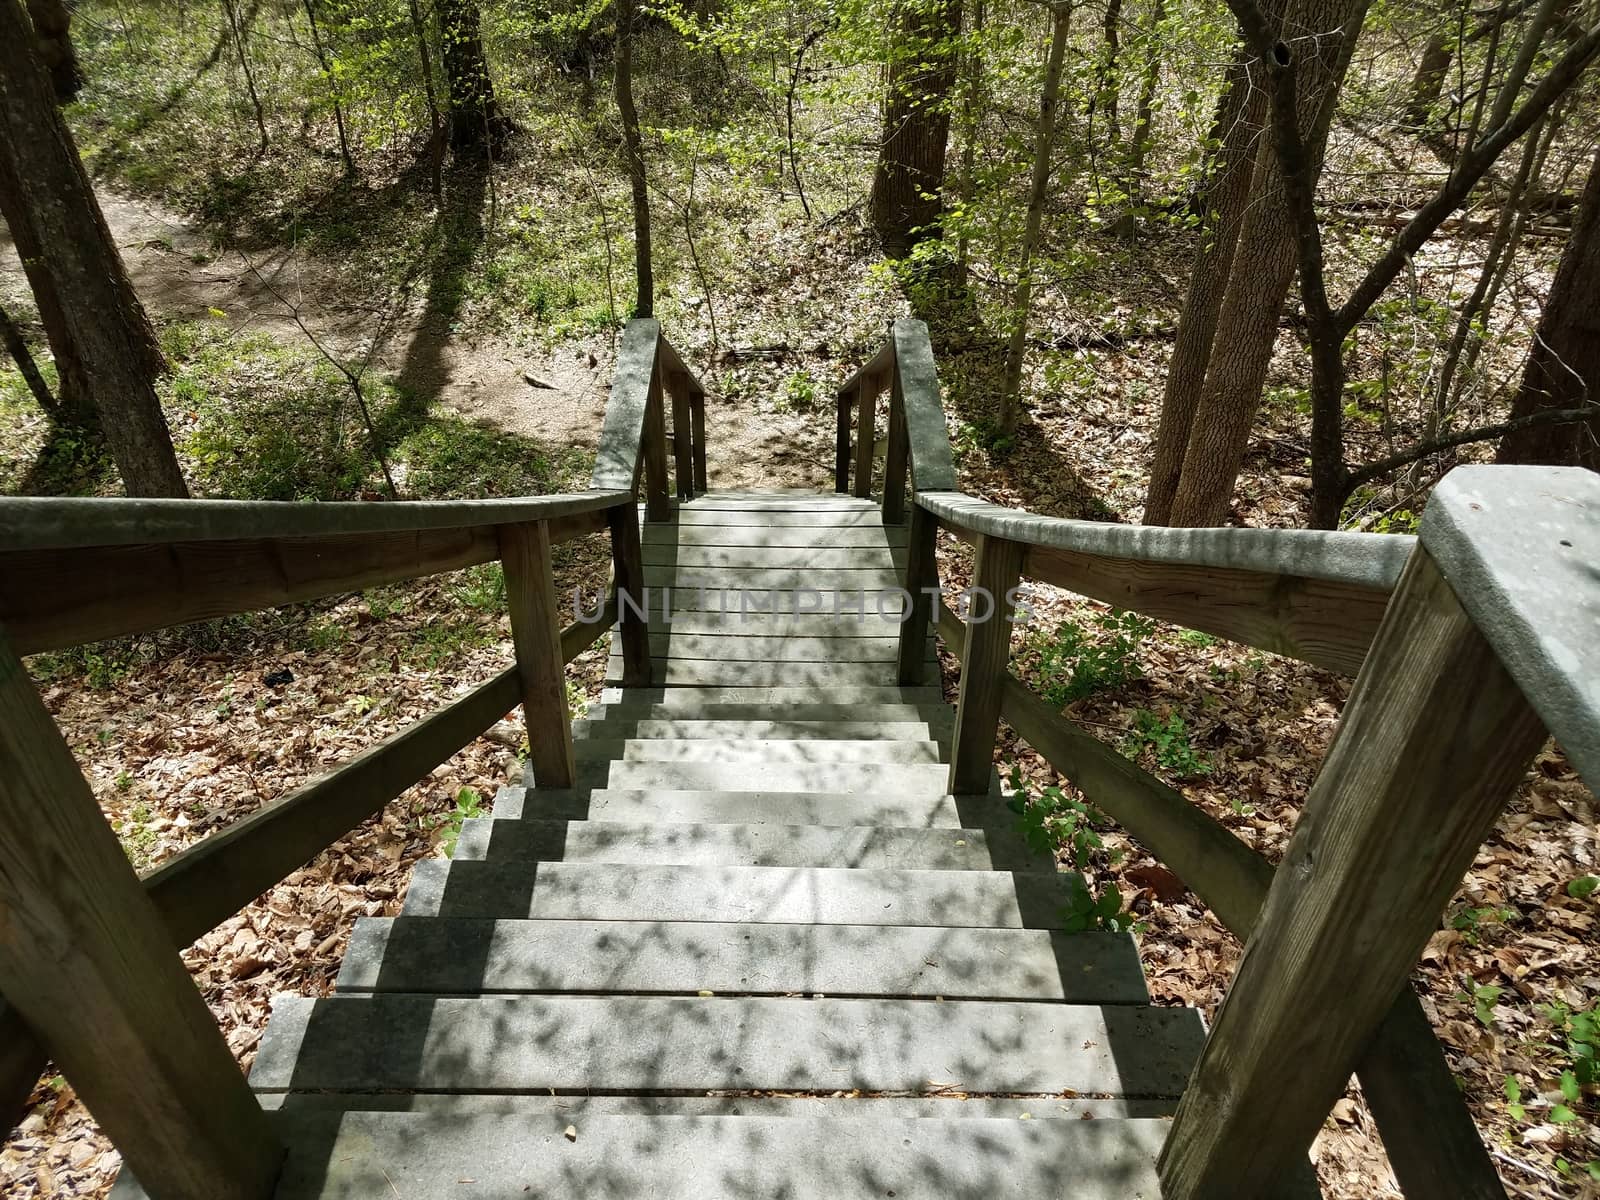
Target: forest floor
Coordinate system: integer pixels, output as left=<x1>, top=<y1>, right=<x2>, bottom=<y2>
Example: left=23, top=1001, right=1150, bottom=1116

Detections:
left=2, top=178, right=1598, bottom=1200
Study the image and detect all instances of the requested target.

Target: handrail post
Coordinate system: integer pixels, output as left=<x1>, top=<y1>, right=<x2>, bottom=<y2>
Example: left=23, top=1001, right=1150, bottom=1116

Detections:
left=499, top=520, right=577, bottom=788
left=896, top=500, right=938, bottom=684
left=642, top=355, right=673, bottom=522
left=608, top=500, right=652, bottom=687
left=667, top=366, right=695, bottom=502
left=0, top=632, right=284, bottom=1198
left=853, top=381, right=875, bottom=499
left=947, top=534, right=1023, bottom=794
left=882, top=370, right=908, bottom=524
left=689, top=376, right=708, bottom=494
left=1158, top=545, right=1547, bottom=1198
left=835, top=385, right=853, bottom=493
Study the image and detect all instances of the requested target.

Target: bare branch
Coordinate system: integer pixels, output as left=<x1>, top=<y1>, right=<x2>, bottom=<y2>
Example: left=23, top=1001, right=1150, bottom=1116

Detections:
left=1344, top=404, right=1599, bottom=492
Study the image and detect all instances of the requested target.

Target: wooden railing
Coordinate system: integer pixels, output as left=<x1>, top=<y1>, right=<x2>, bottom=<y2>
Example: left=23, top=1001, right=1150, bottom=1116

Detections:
left=0, top=320, right=705, bottom=1198
left=839, top=317, right=1600, bottom=1200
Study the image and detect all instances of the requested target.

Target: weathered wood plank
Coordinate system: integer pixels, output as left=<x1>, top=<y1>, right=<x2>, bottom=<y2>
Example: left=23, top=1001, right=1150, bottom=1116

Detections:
left=0, top=490, right=626, bottom=551
left=1021, top=543, right=1391, bottom=676
left=592, top=319, right=661, bottom=492
left=933, top=598, right=1511, bottom=1200
left=897, top=502, right=938, bottom=686
left=500, top=522, right=575, bottom=789
left=853, top=384, right=875, bottom=500
left=642, top=525, right=905, bottom=548
left=642, top=545, right=900, bottom=570
left=690, top=385, right=708, bottom=493
left=1, top=507, right=610, bottom=656
left=1159, top=548, right=1543, bottom=1198
left=642, top=364, right=673, bottom=523
left=949, top=535, right=1023, bottom=795
left=0, top=633, right=283, bottom=1195
left=667, top=369, right=695, bottom=501
left=891, top=319, right=957, bottom=492
left=609, top=502, right=652, bottom=687
left=836, top=341, right=894, bottom=401
left=562, top=597, right=617, bottom=662
left=835, top=386, right=853, bottom=493
left=142, top=668, right=522, bottom=947
left=882, top=373, right=908, bottom=525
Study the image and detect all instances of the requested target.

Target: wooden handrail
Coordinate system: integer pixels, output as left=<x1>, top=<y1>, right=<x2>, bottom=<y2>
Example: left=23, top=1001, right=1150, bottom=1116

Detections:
left=592, top=318, right=708, bottom=513
left=839, top=319, right=1583, bottom=1200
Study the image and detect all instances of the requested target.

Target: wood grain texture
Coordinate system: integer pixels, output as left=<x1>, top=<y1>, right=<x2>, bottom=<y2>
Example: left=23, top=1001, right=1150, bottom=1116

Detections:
left=948, top=535, right=1022, bottom=795
left=0, top=634, right=282, bottom=1196
left=882, top=372, right=909, bottom=526
left=592, top=319, right=661, bottom=491
left=1159, top=548, right=1544, bottom=1198
left=690, top=384, right=708, bottom=493
left=891, top=319, right=957, bottom=492
left=932, top=598, right=1511, bottom=1200
left=1021, top=542, right=1391, bottom=675
left=1, top=508, right=610, bottom=655
left=897, top=503, right=939, bottom=686
left=609, top=502, right=652, bottom=687
left=642, top=366, right=673, bottom=523
left=853, top=383, right=875, bottom=500
left=667, top=368, right=695, bottom=500
left=835, top=384, right=853, bottom=493
left=500, top=522, right=576, bottom=789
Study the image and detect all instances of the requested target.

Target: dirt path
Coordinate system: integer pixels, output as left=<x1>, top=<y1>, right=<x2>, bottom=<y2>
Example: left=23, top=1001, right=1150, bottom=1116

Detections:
left=0, top=189, right=611, bottom=449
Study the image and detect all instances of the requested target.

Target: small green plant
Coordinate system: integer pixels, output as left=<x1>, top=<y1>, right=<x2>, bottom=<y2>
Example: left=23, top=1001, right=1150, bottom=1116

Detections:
left=1459, top=983, right=1502, bottom=1027
left=454, top=562, right=507, bottom=611
left=303, top=618, right=348, bottom=652
left=1015, top=608, right=1154, bottom=706
left=1121, top=710, right=1211, bottom=778
left=1005, top=767, right=1115, bottom=868
left=114, top=769, right=134, bottom=792
left=566, top=678, right=589, bottom=720
left=440, top=786, right=485, bottom=857
left=1175, top=629, right=1217, bottom=648
left=1547, top=1002, right=1599, bottom=1086
left=1567, top=875, right=1600, bottom=900
left=1060, top=874, right=1137, bottom=934
left=776, top=369, right=818, bottom=412
left=1449, top=903, right=1517, bottom=945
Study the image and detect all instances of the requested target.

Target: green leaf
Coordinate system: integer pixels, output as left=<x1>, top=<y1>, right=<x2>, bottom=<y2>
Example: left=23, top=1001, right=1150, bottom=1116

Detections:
left=1550, top=1103, right=1578, bottom=1125
left=1560, top=1070, right=1581, bottom=1104
left=1568, top=875, right=1600, bottom=899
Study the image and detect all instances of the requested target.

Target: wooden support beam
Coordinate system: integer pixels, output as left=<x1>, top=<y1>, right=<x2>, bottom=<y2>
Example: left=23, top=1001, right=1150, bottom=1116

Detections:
left=690, top=383, right=708, bottom=493
left=668, top=369, right=695, bottom=501
left=0, top=633, right=283, bottom=1197
left=499, top=521, right=576, bottom=789
left=853, top=383, right=875, bottom=500
left=897, top=503, right=938, bottom=686
left=932, top=596, right=1511, bottom=1200
left=948, top=534, right=1023, bottom=794
left=642, top=364, right=673, bottom=523
left=0, top=507, right=610, bottom=656
left=1022, top=543, right=1388, bottom=676
left=835, top=387, right=853, bottom=493
left=609, top=501, right=652, bottom=688
left=882, top=372, right=908, bottom=526
left=1159, top=547, right=1545, bottom=1198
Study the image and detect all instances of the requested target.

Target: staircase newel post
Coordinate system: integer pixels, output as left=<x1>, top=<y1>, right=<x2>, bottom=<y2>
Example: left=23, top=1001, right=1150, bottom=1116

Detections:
left=499, top=520, right=578, bottom=788
left=642, top=352, right=673, bottom=523
left=1158, top=544, right=1547, bottom=1198
left=835, top=384, right=853, bottom=493
left=882, top=370, right=908, bottom=525
left=667, top=365, right=694, bottom=502
left=853, top=380, right=876, bottom=499
left=947, top=534, right=1023, bottom=794
left=608, top=500, right=652, bottom=688
left=689, top=377, right=708, bottom=493
left=0, top=631, right=284, bottom=1199
left=896, top=500, right=938, bottom=685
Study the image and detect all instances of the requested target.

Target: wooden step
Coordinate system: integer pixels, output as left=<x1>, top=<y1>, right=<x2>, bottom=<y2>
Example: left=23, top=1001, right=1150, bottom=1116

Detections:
left=584, top=700, right=951, bottom=723
left=643, top=544, right=902, bottom=570
left=497, top=786, right=1005, bottom=828
left=605, top=658, right=923, bottom=687
left=592, top=759, right=954, bottom=793
left=400, top=861, right=1075, bottom=924
left=575, top=737, right=945, bottom=765
left=572, top=718, right=945, bottom=741
left=643, top=524, right=908, bottom=548
left=596, top=686, right=945, bottom=706
left=635, top=631, right=918, bottom=662
left=449, top=818, right=1045, bottom=870
left=251, top=994, right=1206, bottom=1096
left=336, top=918, right=1149, bottom=1003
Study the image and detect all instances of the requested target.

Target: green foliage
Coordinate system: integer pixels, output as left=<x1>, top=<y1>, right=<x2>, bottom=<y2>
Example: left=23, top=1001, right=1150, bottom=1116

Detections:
left=1460, top=983, right=1502, bottom=1027
left=1013, top=607, right=1154, bottom=706
left=1567, top=875, right=1600, bottom=900
left=1005, top=766, right=1115, bottom=868
left=440, top=786, right=485, bottom=857
left=1449, top=902, right=1517, bottom=945
left=1121, top=709, right=1210, bottom=778
left=1060, top=874, right=1136, bottom=934
left=453, top=563, right=508, bottom=612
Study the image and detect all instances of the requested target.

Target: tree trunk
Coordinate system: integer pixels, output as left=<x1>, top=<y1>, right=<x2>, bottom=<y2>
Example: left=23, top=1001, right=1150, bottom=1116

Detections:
left=870, top=0, right=963, bottom=258
left=25, top=0, right=82, bottom=101
left=616, top=0, right=653, bottom=317
left=406, top=0, right=445, bottom=200
left=1404, top=32, right=1453, bottom=129
left=1143, top=41, right=1264, bottom=524
left=301, top=0, right=355, bottom=176
left=1123, top=0, right=1165, bottom=216
left=437, top=0, right=506, bottom=159
left=1496, top=143, right=1600, bottom=468
left=221, top=0, right=269, bottom=156
left=1091, top=0, right=1123, bottom=145
left=1166, top=0, right=1370, bottom=527
left=998, top=7, right=1072, bottom=433
left=0, top=301, right=59, bottom=415
left=0, top=1, right=189, bottom=497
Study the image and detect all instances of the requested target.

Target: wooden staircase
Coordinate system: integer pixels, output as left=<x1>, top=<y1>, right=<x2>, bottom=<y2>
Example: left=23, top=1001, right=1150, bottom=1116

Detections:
left=114, top=490, right=1232, bottom=1198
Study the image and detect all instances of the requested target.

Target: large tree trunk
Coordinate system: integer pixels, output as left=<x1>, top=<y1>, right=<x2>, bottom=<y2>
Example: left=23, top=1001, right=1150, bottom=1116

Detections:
left=0, top=0, right=188, bottom=498
left=1496, top=143, right=1600, bottom=469
left=1144, top=41, right=1264, bottom=524
left=1404, top=31, right=1453, bottom=129
left=437, top=0, right=507, bottom=159
left=1165, top=0, right=1370, bottom=527
left=25, top=0, right=82, bottom=101
left=615, top=0, right=653, bottom=317
left=870, top=0, right=962, bottom=258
